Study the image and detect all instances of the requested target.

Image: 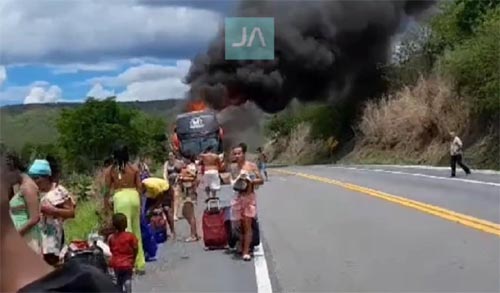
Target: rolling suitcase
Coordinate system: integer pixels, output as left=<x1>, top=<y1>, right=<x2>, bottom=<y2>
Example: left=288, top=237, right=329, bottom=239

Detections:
left=202, top=197, right=228, bottom=250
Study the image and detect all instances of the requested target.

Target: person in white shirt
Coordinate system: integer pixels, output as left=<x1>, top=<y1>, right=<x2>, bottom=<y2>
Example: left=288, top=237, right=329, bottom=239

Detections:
left=449, top=132, right=471, bottom=177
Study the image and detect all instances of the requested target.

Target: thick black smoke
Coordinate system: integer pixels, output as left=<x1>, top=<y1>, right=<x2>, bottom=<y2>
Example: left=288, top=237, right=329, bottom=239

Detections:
left=185, top=0, right=436, bottom=113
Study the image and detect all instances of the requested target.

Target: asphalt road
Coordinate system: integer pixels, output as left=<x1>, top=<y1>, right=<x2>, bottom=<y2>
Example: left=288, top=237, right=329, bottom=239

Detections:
left=133, top=165, right=500, bottom=292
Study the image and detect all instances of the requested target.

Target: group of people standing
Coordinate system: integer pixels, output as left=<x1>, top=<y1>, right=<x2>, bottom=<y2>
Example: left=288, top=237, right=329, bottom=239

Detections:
left=1, top=151, right=122, bottom=292
left=101, top=144, right=204, bottom=282
left=2, top=140, right=269, bottom=287
left=6, top=152, right=76, bottom=267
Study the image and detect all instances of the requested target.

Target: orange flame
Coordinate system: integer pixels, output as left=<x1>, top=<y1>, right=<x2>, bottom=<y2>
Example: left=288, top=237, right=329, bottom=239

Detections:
left=186, top=99, right=208, bottom=112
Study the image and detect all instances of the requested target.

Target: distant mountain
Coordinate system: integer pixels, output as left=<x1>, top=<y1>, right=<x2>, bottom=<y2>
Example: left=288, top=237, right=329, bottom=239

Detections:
left=0, top=99, right=184, bottom=150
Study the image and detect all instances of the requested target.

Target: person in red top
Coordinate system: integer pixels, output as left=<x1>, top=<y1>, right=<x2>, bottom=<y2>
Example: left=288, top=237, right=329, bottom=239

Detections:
left=108, top=213, right=138, bottom=292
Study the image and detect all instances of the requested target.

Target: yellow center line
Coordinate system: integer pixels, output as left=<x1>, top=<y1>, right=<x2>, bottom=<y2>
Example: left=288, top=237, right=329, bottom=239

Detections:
left=274, top=169, right=500, bottom=237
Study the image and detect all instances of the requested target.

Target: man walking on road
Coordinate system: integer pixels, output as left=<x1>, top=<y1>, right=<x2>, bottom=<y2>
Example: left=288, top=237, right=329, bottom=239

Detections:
left=449, top=131, right=471, bottom=177
left=200, top=145, right=222, bottom=198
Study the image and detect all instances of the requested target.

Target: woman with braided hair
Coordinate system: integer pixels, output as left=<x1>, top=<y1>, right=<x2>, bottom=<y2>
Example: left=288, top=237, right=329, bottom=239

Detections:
left=103, top=144, right=146, bottom=274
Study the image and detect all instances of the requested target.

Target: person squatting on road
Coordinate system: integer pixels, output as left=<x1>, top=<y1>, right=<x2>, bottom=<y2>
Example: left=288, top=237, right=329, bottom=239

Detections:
left=230, top=143, right=264, bottom=261
left=142, top=177, right=176, bottom=240
left=449, top=131, right=471, bottom=177
left=178, top=155, right=200, bottom=242
left=0, top=151, right=121, bottom=292
left=200, top=145, right=222, bottom=198
left=108, top=213, right=138, bottom=293
left=104, top=144, right=146, bottom=274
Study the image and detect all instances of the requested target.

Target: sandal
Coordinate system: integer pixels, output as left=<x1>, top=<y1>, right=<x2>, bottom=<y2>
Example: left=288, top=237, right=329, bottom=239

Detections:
left=185, top=236, right=199, bottom=243
left=243, top=254, right=252, bottom=261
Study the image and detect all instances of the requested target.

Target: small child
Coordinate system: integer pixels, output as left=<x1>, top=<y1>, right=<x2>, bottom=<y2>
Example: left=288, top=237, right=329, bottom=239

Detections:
left=108, top=213, right=138, bottom=293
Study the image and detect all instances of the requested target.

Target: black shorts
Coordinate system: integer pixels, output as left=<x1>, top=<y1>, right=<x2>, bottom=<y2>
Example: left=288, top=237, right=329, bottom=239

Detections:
left=145, top=194, right=172, bottom=212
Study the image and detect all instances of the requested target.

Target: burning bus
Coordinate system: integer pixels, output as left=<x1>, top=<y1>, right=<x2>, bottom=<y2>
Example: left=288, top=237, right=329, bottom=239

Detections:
left=171, top=107, right=224, bottom=159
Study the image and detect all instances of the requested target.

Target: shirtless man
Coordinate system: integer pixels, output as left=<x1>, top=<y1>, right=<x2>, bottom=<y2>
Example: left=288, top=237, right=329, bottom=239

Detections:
left=230, top=142, right=264, bottom=261
left=200, top=145, right=222, bottom=198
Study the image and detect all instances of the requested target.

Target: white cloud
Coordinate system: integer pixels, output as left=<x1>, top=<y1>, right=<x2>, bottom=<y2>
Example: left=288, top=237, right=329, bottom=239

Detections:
left=0, top=66, right=6, bottom=86
left=24, top=84, right=62, bottom=104
left=85, top=60, right=191, bottom=102
left=91, top=60, right=191, bottom=87
left=87, top=83, right=115, bottom=100
left=0, top=0, right=222, bottom=65
left=51, top=62, right=120, bottom=74
left=117, top=78, right=189, bottom=102
left=0, top=81, right=58, bottom=104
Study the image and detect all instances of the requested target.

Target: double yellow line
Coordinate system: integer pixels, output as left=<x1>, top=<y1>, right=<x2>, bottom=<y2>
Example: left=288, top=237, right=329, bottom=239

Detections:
left=275, top=169, right=500, bottom=237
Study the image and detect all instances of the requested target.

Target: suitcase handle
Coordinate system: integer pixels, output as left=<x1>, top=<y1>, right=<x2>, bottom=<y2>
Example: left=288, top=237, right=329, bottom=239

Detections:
left=205, top=196, right=220, bottom=203
left=206, top=197, right=220, bottom=211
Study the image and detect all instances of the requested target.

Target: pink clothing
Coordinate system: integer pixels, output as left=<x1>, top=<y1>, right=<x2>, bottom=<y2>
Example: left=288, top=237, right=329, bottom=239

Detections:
left=231, top=192, right=257, bottom=220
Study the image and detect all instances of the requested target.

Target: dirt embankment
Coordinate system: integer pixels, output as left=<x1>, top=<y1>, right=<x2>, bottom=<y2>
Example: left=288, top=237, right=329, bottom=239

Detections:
left=264, top=123, right=335, bottom=165
left=343, top=76, right=499, bottom=169
left=265, top=77, right=499, bottom=170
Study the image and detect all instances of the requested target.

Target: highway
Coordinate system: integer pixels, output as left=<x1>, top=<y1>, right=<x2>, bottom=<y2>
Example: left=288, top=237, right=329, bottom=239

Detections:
left=134, top=165, right=500, bottom=292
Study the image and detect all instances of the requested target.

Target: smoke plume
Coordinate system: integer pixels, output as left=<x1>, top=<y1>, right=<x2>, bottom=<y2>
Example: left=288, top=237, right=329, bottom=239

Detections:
left=216, top=101, right=266, bottom=152
left=185, top=0, right=436, bottom=113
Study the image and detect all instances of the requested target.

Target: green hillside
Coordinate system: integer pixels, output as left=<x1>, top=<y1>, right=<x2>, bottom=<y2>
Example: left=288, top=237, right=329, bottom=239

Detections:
left=0, top=99, right=183, bottom=150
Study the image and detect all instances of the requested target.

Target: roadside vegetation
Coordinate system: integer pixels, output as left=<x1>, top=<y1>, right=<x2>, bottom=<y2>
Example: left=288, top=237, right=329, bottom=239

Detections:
left=264, top=0, right=500, bottom=170
left=1, top=97, right=171, bottom=242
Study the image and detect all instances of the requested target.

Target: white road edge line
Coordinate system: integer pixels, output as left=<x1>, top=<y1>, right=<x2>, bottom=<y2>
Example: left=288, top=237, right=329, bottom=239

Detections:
left=328, top=166, right=500, bottom=188
left=346, top=164, right=500, bottom=175
left=253, top=243, right=273, bottom=293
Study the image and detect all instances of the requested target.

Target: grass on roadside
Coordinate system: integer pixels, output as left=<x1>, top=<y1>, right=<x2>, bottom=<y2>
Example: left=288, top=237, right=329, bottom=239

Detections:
left=64, top=200, right=99, bottom=243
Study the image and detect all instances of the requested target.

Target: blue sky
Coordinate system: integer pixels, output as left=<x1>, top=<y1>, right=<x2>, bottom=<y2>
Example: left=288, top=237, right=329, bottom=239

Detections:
left=0, top=0, right=237, bottom=106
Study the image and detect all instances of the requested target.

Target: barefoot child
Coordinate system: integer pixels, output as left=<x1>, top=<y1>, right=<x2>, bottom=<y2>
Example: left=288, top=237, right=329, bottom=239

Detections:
left=108, top=213, right=138, bottom=292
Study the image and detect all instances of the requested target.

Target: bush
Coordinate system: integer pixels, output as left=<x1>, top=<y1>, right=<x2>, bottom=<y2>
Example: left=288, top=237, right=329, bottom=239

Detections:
left=358, top=76, right=468, bottom=163
left=264, top=113, right=300, bottom=138
left=64, top=173, right=93, bottom=202
left=437, top=7, right=500, bottom=116
left=20, top=143, right=62, bottom=165
left=265, top=104, right=340, bottom=140
left=429, top=0, right=499, bottom=54
left=298, top=105, right=340, bottom=140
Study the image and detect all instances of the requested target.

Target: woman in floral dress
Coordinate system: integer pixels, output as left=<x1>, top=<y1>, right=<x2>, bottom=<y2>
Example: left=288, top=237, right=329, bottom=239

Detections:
left=39, top=156, right=75, bottom=266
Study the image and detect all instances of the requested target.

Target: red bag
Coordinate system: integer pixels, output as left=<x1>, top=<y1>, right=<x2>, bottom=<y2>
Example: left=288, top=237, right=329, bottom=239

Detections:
left=150, top=213, right=166, bottom=230
left=202, top=198, right=228, bottom=250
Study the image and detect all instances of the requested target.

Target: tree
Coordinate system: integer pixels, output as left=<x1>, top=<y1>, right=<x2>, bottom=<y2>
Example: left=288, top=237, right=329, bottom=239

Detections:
left=56, top=97, right=166, bottom=172
left=438, top=7, right=500, bottom=116
left=429, top=0, right=500, bottom=54
left=131, top=111, right=168, bottom=162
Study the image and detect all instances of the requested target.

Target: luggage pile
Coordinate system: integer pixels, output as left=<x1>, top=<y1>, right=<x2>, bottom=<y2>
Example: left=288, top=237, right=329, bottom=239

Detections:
left=201, top=197, right=261, bottom=253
